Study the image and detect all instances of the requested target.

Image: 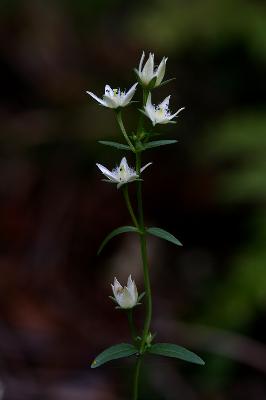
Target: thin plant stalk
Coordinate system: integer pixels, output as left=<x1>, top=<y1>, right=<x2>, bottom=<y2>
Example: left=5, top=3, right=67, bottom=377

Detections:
left=133, top=357, right=142, bottom=400
left=122, top=185, right=139, bottom=228
left=116, top=110, right=135, bottom=152
left=136, top=152, right=152, bottom=354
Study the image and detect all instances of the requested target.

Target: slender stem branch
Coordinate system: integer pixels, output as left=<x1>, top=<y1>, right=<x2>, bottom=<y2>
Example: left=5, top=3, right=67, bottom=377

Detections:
left=132, top=357, right=142, bottom=400
left=122, top=185, right=139, bottom=228
left=136, top=152, right=152, bottom=354
left=116, top=110, right=135, bottom=152
left=127, top=309, right=138, bottom=342
left=130, top=89, right=153, bottom=400
left=137, top=88, right=148, bottom=138
left=143, top=88, right=148, bottom=105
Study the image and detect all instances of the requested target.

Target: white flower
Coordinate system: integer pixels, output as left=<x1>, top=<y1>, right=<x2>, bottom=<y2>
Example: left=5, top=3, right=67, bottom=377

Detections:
left=136, top=51, right=167, bottom=88
left=96, top=157, right=152, bottom=189
left=144, top=92, right=185, bottom=126
left=111, top=275, right=138, bottom=309
left=86, top=83, right=138, bottom=109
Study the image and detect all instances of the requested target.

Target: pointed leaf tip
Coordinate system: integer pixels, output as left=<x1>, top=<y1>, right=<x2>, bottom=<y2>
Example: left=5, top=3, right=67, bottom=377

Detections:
left=143, top=140, right=177, bottom=150
left=98, top=141, right=131, bottom=151
left=91, top=343, right=138, bottom=368
left=146, top=227, right=182, bottom=246
left=149, top=343, right=205, bottom=365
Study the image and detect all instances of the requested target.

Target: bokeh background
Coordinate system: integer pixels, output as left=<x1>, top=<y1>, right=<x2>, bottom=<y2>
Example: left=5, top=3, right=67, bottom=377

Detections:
left=0, top=0, right=266, bottom=399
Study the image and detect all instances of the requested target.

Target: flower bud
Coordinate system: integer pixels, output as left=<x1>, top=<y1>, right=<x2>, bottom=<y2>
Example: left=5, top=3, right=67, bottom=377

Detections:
left=136, top=51, right=167, bottom=88
left=111, top=275, right=138, bottom=309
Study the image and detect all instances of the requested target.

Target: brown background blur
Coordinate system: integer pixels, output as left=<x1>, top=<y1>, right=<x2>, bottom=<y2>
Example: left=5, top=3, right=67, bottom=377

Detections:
left=0, top=0, right=266, bottom=399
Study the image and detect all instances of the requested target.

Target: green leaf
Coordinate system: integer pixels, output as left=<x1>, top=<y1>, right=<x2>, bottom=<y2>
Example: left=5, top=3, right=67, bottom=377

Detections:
left=149, top=343, right=205, bottom=365
left=91, top=343, right=138, bottom=368
left=146, top=227, right=182, bottom=246
left=98, top=226, right=139, bottom=254
left=98, top=141, right=131, bottom=150
left=143, top=140, right=177, bottom=149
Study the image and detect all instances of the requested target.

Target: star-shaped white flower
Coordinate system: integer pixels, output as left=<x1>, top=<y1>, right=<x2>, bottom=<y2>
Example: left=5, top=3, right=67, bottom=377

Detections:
left=143, top=92, right=184, bottom=126
left=86, top=83, right=138, bottom=109
left=136, top=51, right=167, bottom=88
left=96, top=157, right=152, bottom=189
left=111, top=275, right=138, bottom=309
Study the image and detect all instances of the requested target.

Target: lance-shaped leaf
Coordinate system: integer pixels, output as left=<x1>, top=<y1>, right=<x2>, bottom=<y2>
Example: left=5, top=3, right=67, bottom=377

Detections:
left=98, top=226, right=139, bottom=254
left=149, top=343, right=205, bottom=365
left=98, top=141, right=131, bottom=150
left=91, top=343, right=138, bottom=368
left=146, top=227, right=182, bottom=246
left=143, top=140, right=177, bottom=150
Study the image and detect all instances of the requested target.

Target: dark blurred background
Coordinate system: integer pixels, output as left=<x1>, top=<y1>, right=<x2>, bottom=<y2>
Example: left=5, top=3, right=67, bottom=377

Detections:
left=0, top=0, right=266, bottom=399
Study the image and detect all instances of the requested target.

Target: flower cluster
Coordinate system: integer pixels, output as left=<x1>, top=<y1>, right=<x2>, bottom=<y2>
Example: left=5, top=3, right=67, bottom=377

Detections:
left=87, top=51, right=184, bottom=126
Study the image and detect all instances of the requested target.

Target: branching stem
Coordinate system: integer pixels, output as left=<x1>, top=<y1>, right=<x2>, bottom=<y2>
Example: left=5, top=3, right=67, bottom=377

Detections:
left=122, top=185, right=139, bottom=228
left=116, top=110, right=135, bottom=152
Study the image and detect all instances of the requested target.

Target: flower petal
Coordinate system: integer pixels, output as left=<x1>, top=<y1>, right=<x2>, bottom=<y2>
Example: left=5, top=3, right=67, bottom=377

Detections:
left=122, top=83, right=138, bottom=106
left=119, top=157, right=129, bottom=171
left=105, top=85, right=113, bottom=96
left=96, top=163, right=118, bottom=182
left=127, top=173, right=138, bottom=183
left=138, top=51, right=145, bottom=73
left=114, top=277, right=122, bottom=293
left=122, top=287, right=135, bottom=308
left=142, top=53, right=154, bottom=83
left=170, top=107, right=185, bottom=119
left=155, top=57, right=167, bottom=86
left=140, top=162, right=152, bottom=173
left=103, top=95, right=118, bottom=108
left=86, top=91, right=106, bottom=106
left=159, top=95, right=171, bottom=109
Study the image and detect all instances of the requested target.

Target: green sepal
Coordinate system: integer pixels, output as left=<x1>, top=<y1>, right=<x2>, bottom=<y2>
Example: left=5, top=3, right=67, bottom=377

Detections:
left=109, top=296, right=117, bottom=304
left=133, top=68, right=141, bottom=83
left=138, top=292, right=146, bottom=302
left=98, top=226, right=140, bottom=254
left=156, top=77, right=176, bottom=88
left=143, top=140, right=178, bottom=149
left=149, top=343, right=205, bottom=365
left=146, top=227, right=182, bottom=247
left=147, top=76, right=157, bottom=90
left=91, top=343, right=138, bottom=368
left=138, top=108, right=147, bottom=116
left=98, top=141, right=131, bottom=151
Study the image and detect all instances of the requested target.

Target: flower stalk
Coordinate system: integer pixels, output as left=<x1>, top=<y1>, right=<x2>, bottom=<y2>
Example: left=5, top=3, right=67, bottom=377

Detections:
left=88, top=51, right=204, bottom=400
left=116, top=110, right=135, bottom=152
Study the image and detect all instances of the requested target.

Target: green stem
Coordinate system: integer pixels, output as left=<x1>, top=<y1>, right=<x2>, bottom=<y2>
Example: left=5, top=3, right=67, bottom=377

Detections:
left=137, top=88, right=148, bottom=138
left=122, top=185, right=139, bottom=228
left=127, top=309, right=138, bottom=342
left=116, top=110, right=135, bottom=152
left=136, top=152, right=152, bottom=354
left=130, top=89, right=153, bottom=400
left=143, top=88, right=148, bottom=105
left=132, top=357, right=142, bottom=400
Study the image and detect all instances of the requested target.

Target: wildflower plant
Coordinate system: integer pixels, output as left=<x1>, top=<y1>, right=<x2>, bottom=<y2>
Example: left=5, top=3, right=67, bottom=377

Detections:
left=88, top=51, right=205, bottom=399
